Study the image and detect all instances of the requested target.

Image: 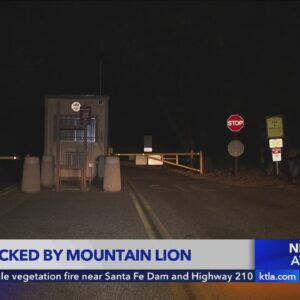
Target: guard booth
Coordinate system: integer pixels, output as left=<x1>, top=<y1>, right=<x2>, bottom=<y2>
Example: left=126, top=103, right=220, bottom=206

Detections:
left=44, top=95, right=109, bottom=190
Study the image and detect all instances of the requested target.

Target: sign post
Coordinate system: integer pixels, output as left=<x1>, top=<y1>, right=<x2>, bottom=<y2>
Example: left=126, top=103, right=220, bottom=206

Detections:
left=227, top=140, right=245, bottom=175
left=266, top=116, right=284, bottom=176
left=80, top=106, right=92, bottom=125
left=227, top=114, right=245, bottom=175
left=80, top=106, right=92, bottom=191
left=271, top=148, right=282, bottom=176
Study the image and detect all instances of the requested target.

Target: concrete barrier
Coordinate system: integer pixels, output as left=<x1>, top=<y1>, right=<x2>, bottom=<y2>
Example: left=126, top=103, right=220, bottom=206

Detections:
left=103, top=156, right=121, bottom=192
left=41, top=155, right=54, bottom=188
left=21, top=155, right=41, bottom=193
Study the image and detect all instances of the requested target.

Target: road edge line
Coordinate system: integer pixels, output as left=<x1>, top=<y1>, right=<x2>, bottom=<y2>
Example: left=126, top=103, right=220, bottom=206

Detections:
left=126, top=181, right=156, bottom=239
left=127, top=180, right=172, bottom=239
left=126, top=179, right=198, bottom=300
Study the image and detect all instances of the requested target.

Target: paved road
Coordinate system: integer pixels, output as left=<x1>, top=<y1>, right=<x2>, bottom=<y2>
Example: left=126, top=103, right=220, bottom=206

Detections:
left=0, top=164, right=300, bottom=299
left=124, top=165, right=300, bottom=239
left=0, top=171, right=175, bottom=300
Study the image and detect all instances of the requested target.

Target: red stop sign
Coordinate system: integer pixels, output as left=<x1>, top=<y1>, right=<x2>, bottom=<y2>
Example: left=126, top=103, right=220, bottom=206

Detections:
left=227, top=114, right=244, bottom=132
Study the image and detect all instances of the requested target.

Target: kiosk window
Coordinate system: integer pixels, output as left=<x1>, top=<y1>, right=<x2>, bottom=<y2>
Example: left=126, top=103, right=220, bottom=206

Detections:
left=58, top=116, right=96, bottom=142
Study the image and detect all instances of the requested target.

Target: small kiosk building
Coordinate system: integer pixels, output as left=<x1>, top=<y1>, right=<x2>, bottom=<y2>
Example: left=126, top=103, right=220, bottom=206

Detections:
left=44, top=95, right=109, bottom=189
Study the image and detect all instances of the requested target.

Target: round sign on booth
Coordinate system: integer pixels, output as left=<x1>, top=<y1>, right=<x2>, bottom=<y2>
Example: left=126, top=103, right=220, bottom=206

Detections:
left=227, top=114, right=244, bottom=132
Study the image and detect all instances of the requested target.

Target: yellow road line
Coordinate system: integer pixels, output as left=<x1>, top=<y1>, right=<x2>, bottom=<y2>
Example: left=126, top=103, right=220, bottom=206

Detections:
left=126, top=179, right=198, bottom=300
left=128, top=180, right=172, bottom=239
left=126, top=182, right=156, bottom=239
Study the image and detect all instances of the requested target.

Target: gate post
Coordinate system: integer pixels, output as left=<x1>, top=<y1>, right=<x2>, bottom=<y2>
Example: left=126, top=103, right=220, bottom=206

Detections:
left=200, top=151, right=203, bottom=175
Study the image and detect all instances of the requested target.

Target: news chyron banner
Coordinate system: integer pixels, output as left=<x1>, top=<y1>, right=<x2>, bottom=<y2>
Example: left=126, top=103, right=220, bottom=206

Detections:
left=0, top=240, right=298, bottom=283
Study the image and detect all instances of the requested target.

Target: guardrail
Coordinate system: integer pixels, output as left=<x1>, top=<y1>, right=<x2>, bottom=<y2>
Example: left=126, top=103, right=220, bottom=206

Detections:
left=115, top=152, right=203, bottom=175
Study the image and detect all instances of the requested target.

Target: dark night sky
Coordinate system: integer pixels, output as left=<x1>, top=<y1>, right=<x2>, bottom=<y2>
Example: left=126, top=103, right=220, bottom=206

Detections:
left=1, top=1, right=300, bottom=164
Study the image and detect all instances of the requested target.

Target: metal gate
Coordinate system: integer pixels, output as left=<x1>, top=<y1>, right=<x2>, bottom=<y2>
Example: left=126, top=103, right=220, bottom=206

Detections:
left=115, top=152, right=204, bottom=175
